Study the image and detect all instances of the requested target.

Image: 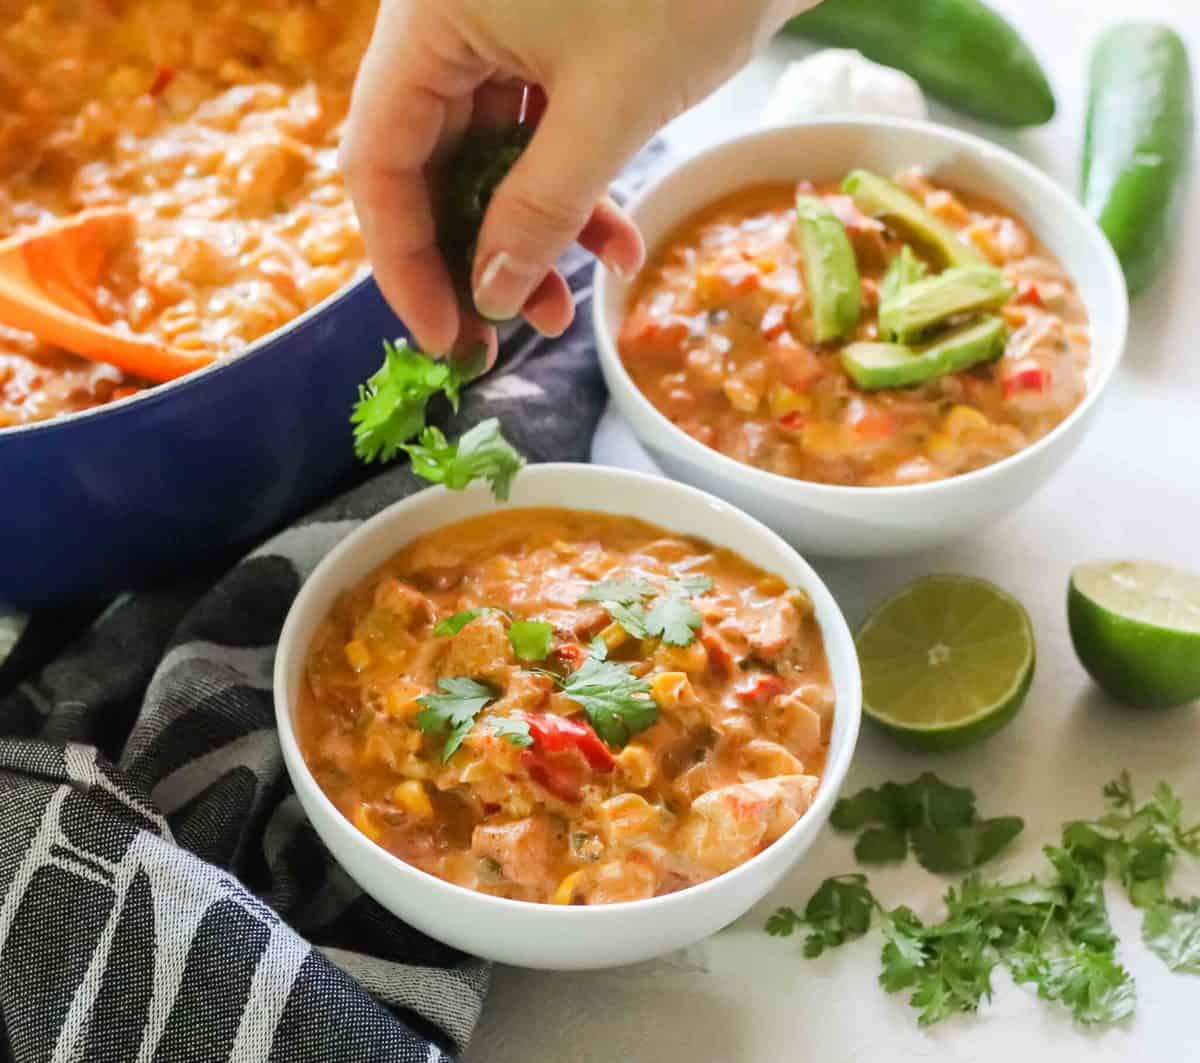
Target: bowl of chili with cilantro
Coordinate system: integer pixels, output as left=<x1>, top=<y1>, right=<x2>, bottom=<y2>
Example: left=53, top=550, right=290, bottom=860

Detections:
left=274, top=463, right=861, bottom=969
left=593, top=118, right=1128, bottom=557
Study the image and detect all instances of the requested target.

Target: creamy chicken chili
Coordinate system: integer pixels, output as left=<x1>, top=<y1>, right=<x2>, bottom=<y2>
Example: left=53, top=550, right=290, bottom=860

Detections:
left=298, top=509, right=833, bottom=905
left=619, top=172, right=1091, bottom=487
left=0, top=0, right=376, bottom=426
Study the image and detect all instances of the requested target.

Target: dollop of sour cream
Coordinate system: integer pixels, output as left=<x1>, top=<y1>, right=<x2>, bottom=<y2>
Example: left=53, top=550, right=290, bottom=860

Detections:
left=762, top=49, right=928, bottom=126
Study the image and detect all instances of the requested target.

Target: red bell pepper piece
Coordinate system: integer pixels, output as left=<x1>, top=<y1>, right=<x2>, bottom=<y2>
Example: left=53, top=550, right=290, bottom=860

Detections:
left=521, top=751, right=583, bottom=803
left=777, top=410, right=808, bottom=432
left=1016, top=282, right=1043, bottom=307
left=1002, top=361, right=1050, bottom=398
left=553, top=642, right=585, bottom=670
left=736, top=674, right=786, bottom=704
left=520, top=712, right=615, bottom=772
left=700, top=626, right=735, bottom=676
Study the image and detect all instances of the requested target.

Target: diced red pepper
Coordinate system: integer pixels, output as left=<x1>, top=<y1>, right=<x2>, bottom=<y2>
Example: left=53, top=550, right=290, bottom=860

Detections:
left=1002, top=361, right=1051, bottom=398
left=149, top=65, right=176, bottom=97
left=1016, top=282, right=1043, bottom=307
left=522, top=750, right=583, bottom=803
left=700, top=626, right=735, bottom=676
left=777, top=410, right=808, bottom=432
left=761, top=303, right=789, bottom=341
left=736, top=674, right=785, bottom=704
left=553, top=642, right=585, bottom=670
left=519, top=712, right=615, bottom=772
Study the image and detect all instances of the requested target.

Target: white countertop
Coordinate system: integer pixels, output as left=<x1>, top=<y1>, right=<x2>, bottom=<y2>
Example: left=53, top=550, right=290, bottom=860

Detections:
left=469, top=3, right=1200, bottom=1060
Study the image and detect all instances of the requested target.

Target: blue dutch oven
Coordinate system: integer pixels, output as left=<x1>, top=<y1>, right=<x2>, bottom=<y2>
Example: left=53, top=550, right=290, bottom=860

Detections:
left=0, top=276, right=404, bottom=609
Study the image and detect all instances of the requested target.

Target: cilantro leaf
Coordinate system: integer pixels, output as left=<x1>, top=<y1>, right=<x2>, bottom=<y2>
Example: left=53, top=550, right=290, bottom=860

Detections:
left=854, top=826, right=908, bottom=864
left=351, top=339, right=480, bottom=463
left=434, top=609, right=483, bottom=637
left=890, top=774, right=977, bottom=832
left=402, top=418, right=525, bottom=501
left=588, top=635, right=609, bottom=661
left=607, top=600, right=651, bottom=639
left=766, top=875, right=876, bottom=958
left=1142, top=898, right=1200, bottom=974
left=910, top=816, right=1024, bottom=874
left=579, top=578, right=655, bottom=604
left=831, top=787, right=906, bottom=832
left=645, top=596, right=703, bottom=647
left=416, top=677, right=498, bottom=761
left=668, top=574, right=714, bottom=597
left=507, top=620, right=554, bottom=662
left=555, top=656, right=656, bottom=746
left=484, top=715, right=533, bottom=749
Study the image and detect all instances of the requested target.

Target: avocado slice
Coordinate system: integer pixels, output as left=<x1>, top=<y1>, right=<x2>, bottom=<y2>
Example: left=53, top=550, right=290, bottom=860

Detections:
left=841, top=315, right=1008, bottom=390
left=879, top=265, right=1015, bottom=342
left=843, top=170, right=985, bottom=268
left=795, top=195, right=862, bottom=343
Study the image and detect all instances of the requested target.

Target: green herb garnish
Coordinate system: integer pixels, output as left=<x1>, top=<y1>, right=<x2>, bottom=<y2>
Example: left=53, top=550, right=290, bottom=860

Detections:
left=765, top=874, right=874, bottom=957
left=416, top=677, right=498, bottom=761
left=554, top=656, right=656, bottom=747
left=580, top=574, right=709, bottom=648
left=402, top=418, right=524, bottom=501
left=830, top=773, right=1023, bottom=872
left=507, top=620, right=554, bottom=662
left=579, top=579, right=655, bottom=605
left=588, top=635, right=609, bottom=662
left=483, top=715, right=533, bottom=749
left=645, top=596, right=703, bottom=647
left=433, top=609, right=485, bottom=637
left=351, top=339, right=480, bottom=464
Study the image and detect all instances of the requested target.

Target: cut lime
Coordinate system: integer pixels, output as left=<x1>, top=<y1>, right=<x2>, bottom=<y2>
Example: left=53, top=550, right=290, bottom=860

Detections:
left=1068, top=560, right=1200, bottom=710
left=856, top=575, right=1035, bottom=751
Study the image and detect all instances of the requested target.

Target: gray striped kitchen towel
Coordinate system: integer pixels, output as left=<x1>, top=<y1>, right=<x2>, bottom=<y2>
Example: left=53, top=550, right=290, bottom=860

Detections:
left=0, top=141, right=668, bottom=1063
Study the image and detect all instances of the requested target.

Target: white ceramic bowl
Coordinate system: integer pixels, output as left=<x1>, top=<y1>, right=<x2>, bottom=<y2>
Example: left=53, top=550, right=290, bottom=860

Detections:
left=593, top=118, right=1129, bottom=557
left=274, top=464, right=861, bottom=970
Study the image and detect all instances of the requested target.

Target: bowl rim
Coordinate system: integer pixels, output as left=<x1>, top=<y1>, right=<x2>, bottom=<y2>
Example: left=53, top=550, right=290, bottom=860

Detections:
left=592, top=115, right=1130, bottom=499
left=0, top=265, right=380, bottom=440
left=272, top=461, right=863, bottom=918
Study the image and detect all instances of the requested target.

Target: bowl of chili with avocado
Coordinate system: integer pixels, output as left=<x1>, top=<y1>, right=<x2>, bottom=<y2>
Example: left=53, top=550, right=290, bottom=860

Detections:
left=593, top=118, right=1128, bottom=557
left=274, top=463, right=861, bottom=969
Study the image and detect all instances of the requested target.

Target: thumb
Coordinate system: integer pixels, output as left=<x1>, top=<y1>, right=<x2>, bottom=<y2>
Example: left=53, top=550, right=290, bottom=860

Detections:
left=471, top=79, right=656, bottom=322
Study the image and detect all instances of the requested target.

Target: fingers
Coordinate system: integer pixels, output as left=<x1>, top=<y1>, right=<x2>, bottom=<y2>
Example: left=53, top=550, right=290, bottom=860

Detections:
left=521, top=270, right=575, bottom=337
left=471, top=79, right=654, bottom=322
left=578, top=197, right=645, bottom=279
left=340, top=7, right=488, bottom=353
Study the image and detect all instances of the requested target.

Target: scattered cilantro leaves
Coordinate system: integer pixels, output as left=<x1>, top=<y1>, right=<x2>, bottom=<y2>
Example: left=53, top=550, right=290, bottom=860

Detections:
left=351, top=339, right=479, bottom=463
left=484, top=715, right=533, bottom=749
left=831, top=774, right=1020, bottom=872
left=1142, top=898, right=1200, bottom=974
left=434, top=609, right=485, bottom=637
left=507, top=620, right=554, bottom=662
left=554, top=656, right=656, bottom=747
left=402, top=418, right=524, bottom=501
left=668, top=574, right=714, bottom=597
left=645, top=596, right=703, bottom=647
left=607, top=601, right=651, bottom=639
left=416, top=677, right=498, bottom=761
left=579, top=578, right=655, bottom=604
left=588, top=635, right=609, bottom=662
left=765, top=875, right=874, bottom=958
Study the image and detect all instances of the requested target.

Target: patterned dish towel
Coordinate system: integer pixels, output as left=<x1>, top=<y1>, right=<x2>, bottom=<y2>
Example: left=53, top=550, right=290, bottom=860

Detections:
left=0, top=144, right=666, bottom=1063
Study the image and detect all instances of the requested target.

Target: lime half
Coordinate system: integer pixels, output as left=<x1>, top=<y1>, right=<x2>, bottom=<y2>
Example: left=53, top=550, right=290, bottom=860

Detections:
left=856, top=575, right=1035, bottom=751
left=1069, top=560, right=1200, bottom=709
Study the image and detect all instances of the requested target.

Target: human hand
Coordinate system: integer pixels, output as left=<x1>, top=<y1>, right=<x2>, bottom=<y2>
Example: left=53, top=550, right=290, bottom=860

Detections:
left=341, top=0, right=813, bottom=357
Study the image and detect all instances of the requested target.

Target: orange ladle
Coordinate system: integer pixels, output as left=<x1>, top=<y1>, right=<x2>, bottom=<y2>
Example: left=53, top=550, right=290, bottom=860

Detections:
left=0, top=208, right=215, bottom=382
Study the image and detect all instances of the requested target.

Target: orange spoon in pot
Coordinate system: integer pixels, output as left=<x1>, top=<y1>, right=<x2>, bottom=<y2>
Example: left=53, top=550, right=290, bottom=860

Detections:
left=0, top=208, right=215, bottom=382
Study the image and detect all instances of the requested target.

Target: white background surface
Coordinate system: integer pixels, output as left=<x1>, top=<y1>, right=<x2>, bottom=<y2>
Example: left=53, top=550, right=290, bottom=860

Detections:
left=469, top=3, right=1200, bottom=1060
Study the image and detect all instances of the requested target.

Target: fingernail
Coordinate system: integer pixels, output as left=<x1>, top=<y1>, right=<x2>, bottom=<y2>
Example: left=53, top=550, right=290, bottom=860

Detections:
left=474, top=251, right=542, bottom=321
left=603, top=256, right=632, bottom=282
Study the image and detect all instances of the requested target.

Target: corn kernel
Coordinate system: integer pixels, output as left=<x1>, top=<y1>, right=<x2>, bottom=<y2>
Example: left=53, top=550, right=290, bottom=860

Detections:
left=344, top=639, right=371, bottom=671
left=616, top=744, right=656, bottom=789
left=767, top=384, right=812, bottom=418
left=399, top=754, right=433, bottom=780
left=383, top=682, right=422, bottom=718
left=353, top=805, right=381, bottom=842
left=657, top=639, right=708, bottom=674
left=392, top=780, right=433, bottom=818
left=599, top=622, right=627, bottom=653
left=650, top=671, right=693, bottom=709
left=943, top=405, right=990, bottom=438
left=800, top=423, right=844, bottom=461
left=754, top=255, right=777, bottom=274
left=552, top=870, right=583, bottom=905
left=924, top=432, right=961, bottom=466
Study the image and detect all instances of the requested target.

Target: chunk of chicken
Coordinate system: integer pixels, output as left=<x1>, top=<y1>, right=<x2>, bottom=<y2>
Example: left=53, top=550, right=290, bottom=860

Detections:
left=373, top=577, right=434, bottom=628
left=439, top=612, right=513, bottom=682
left=471, top=815, right=562, bottom=890
left=582, top=855, right=660, bottom=904
left=679, top=775, right=818, bottom=874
